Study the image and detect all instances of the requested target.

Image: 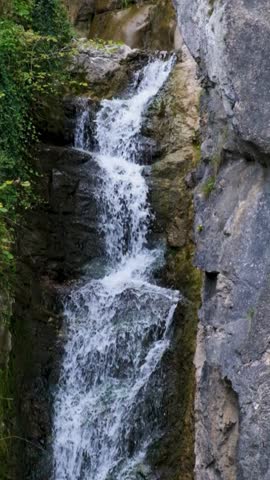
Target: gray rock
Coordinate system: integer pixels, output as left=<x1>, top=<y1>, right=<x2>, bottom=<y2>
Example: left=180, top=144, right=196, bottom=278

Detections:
left=71, top=41, right=149, bottom=99
left=194, top=158, right=270, bottom=480
left=19, top=145, right=104, bottom=279
left=173, top=1, right=270, bottom=478
left=173, top=0, right=270, bottom=160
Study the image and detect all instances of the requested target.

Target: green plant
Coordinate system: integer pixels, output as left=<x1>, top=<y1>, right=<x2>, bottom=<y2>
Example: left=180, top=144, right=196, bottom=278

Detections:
left=83, top=37, right=125, bottom=53
left=121, top=0, right=133, bottom=8
left=247, top=307, right=255, bottom=321
left=202, top=176, right=216, bottom=198
left=208, top=0, right=216, bottom=16
left=0, top=0, right=77, bottom=267
left=0, top=1, right=75, bottom=472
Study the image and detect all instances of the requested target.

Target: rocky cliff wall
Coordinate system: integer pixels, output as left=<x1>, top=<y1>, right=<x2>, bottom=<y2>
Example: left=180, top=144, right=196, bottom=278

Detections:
left=64, top=0, right=177, bottom=50
left=11, top=146, right=102, bottom=479
left=173, top=1, right=270, bottom=479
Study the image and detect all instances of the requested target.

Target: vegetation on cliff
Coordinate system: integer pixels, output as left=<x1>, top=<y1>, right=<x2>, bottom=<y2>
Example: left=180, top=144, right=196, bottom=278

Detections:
left=0, top=1, right=73, bottom=476
left=0, top=0, right=72, bottom=278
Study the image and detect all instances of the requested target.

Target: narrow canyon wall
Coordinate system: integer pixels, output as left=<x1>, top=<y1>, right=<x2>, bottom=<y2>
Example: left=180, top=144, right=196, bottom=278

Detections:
left=173, top=1, right=270, bottom=479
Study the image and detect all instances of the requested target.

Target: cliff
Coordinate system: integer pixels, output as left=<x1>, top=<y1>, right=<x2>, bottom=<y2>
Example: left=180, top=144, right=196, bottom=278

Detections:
left=173, top=1, right=270, bottom=479
left=2, top=0, right=269, bottom=479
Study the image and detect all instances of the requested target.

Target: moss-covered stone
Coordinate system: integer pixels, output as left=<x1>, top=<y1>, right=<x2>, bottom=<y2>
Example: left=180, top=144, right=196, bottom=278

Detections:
left=147, top=50, right=202, bottom=479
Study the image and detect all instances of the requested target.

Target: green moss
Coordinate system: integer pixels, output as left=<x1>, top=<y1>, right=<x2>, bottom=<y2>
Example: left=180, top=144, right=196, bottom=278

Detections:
left=208, top=0, right=217, bottom=16
left=202, top=175, right=216, bottom=198
left=164, top=244, right=201, bottom=479
left=193, top=143, right=201, bottom=164
left=163, top=161, right=202, bottom=477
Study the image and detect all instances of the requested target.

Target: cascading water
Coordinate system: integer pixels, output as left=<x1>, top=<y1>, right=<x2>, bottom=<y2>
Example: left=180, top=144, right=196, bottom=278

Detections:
left=52, top=55, right=180, bottom=480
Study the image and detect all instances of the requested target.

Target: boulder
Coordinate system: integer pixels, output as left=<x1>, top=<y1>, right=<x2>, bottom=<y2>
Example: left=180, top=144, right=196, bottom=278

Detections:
left=72, top=41, right=148, bottom=98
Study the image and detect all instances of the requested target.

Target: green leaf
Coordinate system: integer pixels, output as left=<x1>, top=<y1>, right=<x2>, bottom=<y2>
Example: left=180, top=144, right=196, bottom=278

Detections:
left=21, top=180, right=31, bottom=187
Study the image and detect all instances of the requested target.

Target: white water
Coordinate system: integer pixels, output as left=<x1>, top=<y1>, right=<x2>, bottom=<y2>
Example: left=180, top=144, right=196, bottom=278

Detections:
left=74, top=98, right=91, bottom=151
left=53, top=56, right=179, bottom=480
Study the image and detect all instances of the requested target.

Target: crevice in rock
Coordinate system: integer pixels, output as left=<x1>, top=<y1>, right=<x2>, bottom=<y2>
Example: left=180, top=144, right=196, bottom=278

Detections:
left=205, top=271, right=219, bottom=300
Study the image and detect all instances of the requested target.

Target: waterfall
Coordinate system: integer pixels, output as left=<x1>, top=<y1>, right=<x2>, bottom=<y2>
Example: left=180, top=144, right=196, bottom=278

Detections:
left=52, top=56, right=180, bottom=480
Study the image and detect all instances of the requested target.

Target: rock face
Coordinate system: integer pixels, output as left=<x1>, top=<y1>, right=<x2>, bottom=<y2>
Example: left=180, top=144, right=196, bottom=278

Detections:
left=173, top=1, right=270, bottom=479
left=174, top=0, right=270, bottom=160
left=72, top=41, right=148, bottom=98
left=11, top=146, right=103, bottom=479
left=64, top=0, right=177, bottom=51
left=146, top=48, right=201, bottom=479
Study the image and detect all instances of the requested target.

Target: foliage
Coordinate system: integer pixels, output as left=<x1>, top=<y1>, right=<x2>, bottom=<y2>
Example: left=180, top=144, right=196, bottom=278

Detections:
left=81, top=37, right=125, bottom=53
left=121, top=0, right=134, bottom=8
left=0, top=2, right=74, bottom=473
left=0, top=0, right=74, bottom=281
left=202, top=176, right=216, bottom=198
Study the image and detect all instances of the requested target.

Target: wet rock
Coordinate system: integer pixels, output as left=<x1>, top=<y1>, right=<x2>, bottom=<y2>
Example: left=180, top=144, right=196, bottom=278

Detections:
left=72, top=41, right=148, bottom=99
left=147, top=50, right=201, bottom=479
left=18, top=146, right=103, bottom=280
left=148, top=49, right=200, bottom=248
left=12, top=145, right=104, bottom=478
